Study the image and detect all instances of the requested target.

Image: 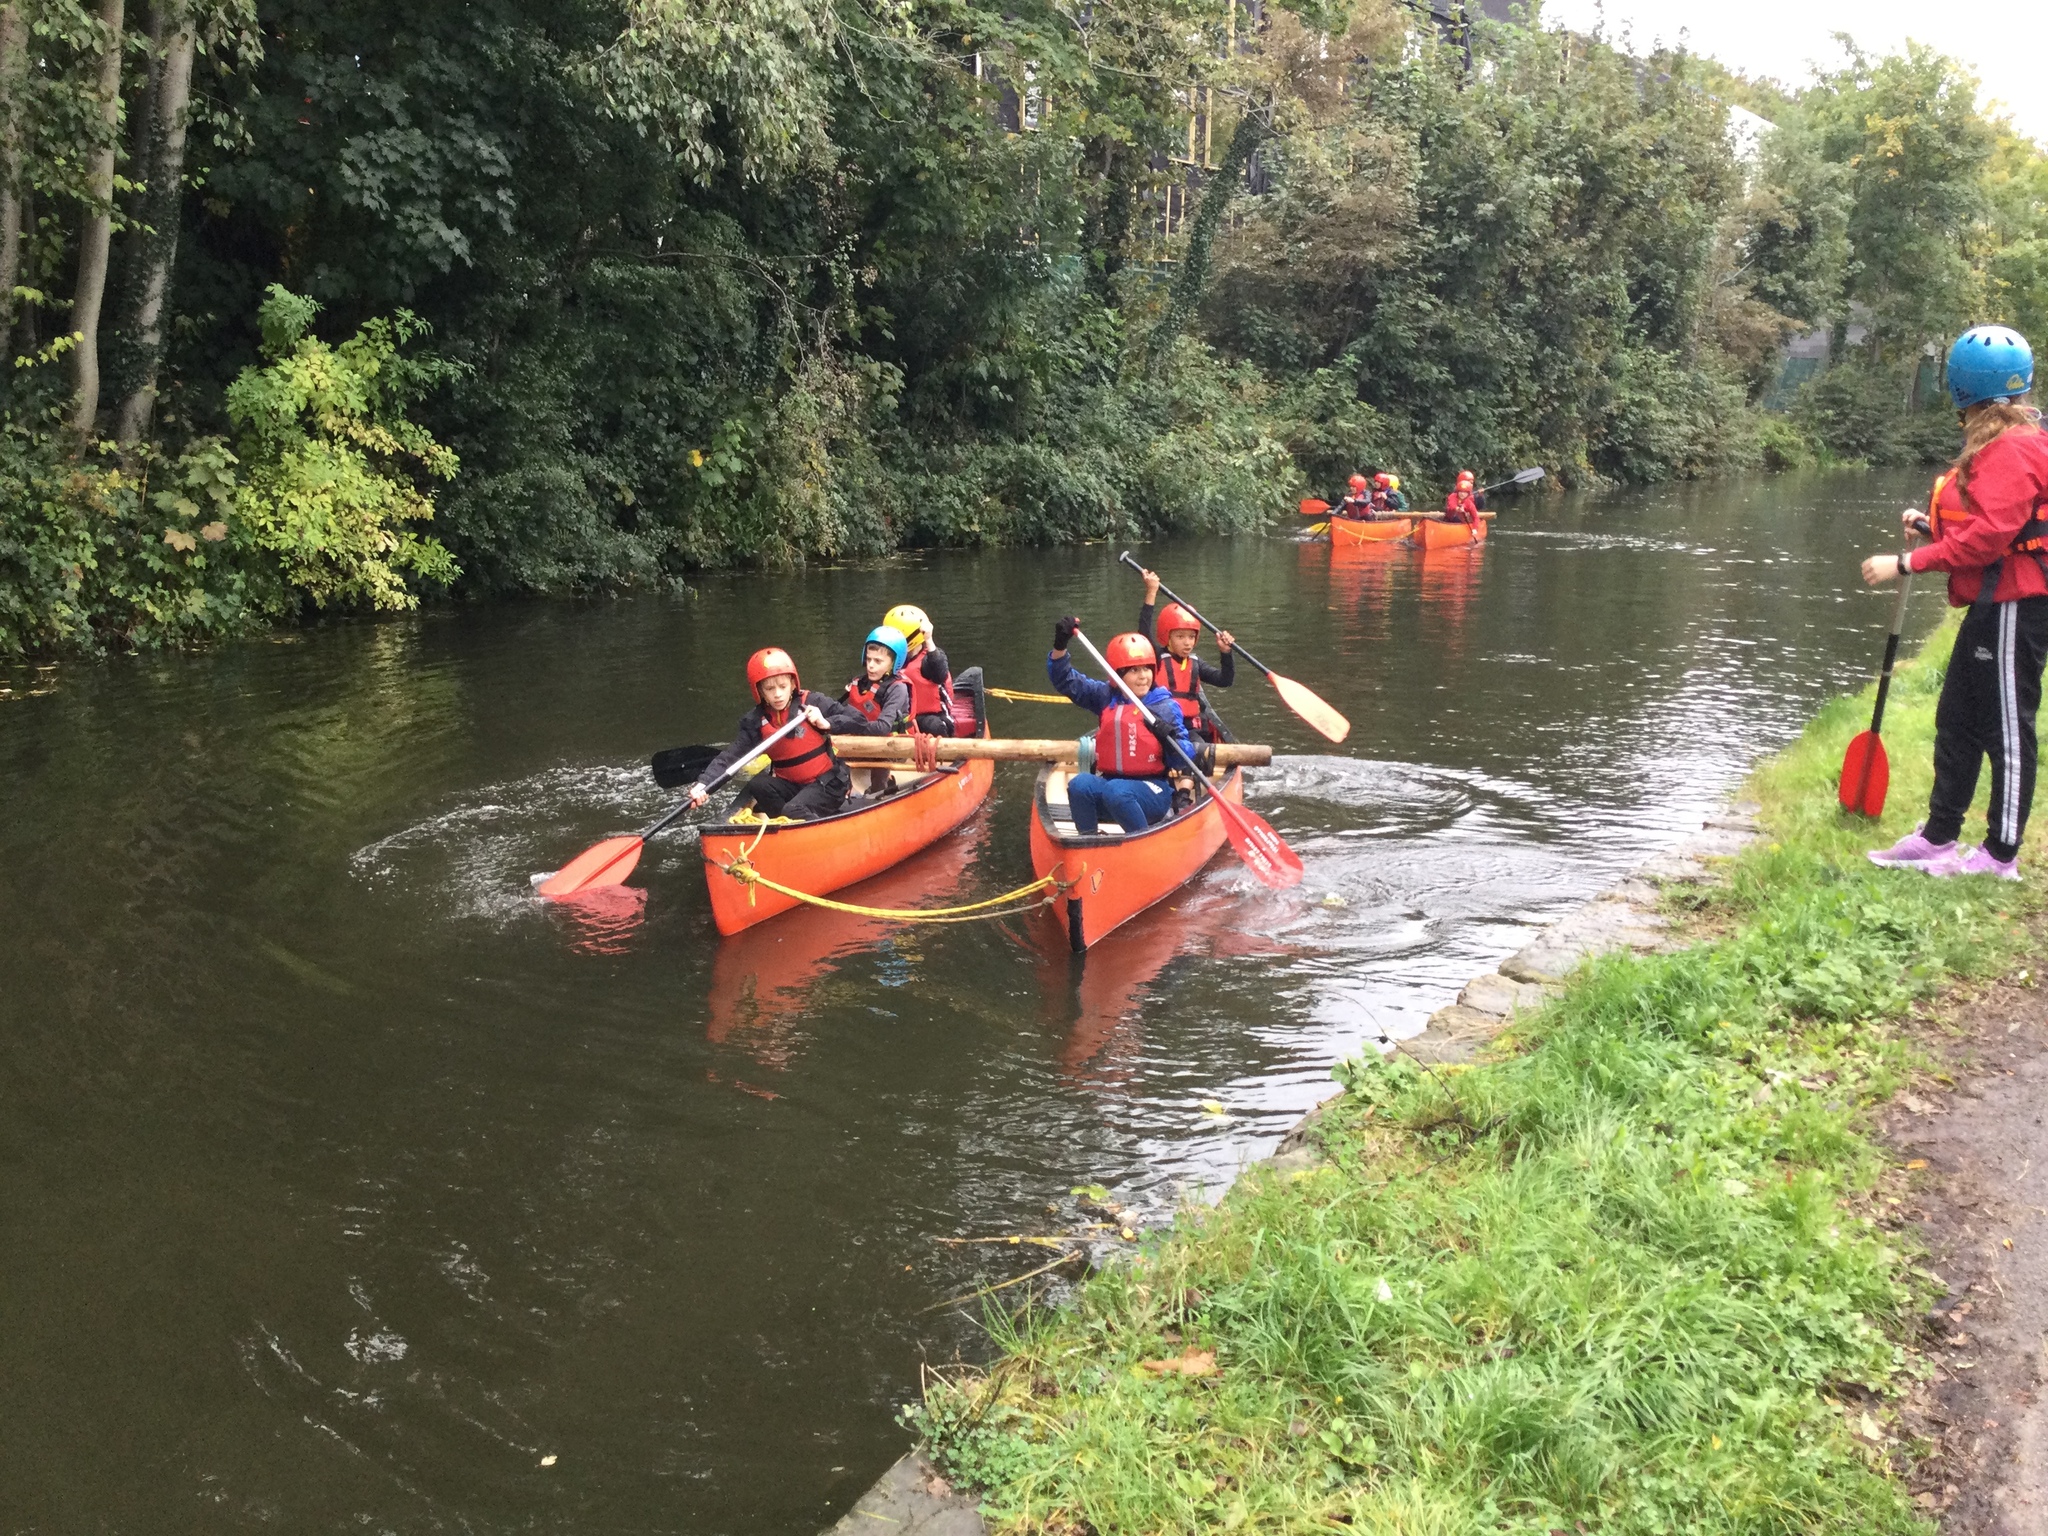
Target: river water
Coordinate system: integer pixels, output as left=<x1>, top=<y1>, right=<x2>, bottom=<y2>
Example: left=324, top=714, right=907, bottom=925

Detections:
left=1, top=469, right=1941, bottom=1531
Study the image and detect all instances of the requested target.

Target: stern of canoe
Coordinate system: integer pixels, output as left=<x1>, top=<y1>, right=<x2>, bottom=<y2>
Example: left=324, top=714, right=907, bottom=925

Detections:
left=1029, top=766, right=1244, bottom=951
left=1330, top=516, right=1411, bottom=546
left=1412, top=517, right=1487, bottom=550
left=700, top=756, right=994, bottom=935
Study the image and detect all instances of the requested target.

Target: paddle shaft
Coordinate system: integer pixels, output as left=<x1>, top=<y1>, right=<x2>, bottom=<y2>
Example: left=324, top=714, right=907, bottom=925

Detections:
left=645, top=711, right=813, bottom=838
left=833, top=735, right=1271, bottom=766
left=1867, top=569, right=1916, bottom=738
left=1067, top=628, right=1221, bottom=801
left=1117, top=552, right=1278, bottom=681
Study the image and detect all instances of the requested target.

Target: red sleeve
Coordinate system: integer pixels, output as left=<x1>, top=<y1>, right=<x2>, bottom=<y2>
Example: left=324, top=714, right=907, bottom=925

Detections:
left=1908, top=433, right=2048, bottom=575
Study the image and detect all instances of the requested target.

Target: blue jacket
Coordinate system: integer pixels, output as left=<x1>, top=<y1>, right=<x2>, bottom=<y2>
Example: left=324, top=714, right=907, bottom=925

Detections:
left=1046, top=652, right=1194, bottom=770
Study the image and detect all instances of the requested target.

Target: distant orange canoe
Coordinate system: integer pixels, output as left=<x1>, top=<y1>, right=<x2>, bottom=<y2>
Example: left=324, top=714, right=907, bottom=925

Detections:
left=1029, top=765, right=1244, bottom=951
left=699, top=751, right=994, bottom=935
left=1410, top=515, right=1489, bottom=550
left=1329, top=515, right=1412, bottom=545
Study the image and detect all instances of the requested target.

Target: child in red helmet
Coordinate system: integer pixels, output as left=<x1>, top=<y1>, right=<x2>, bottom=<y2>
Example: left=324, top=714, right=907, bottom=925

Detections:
left=1046, top=617, right=1195, bottom=834
left=1337, top=472, right=1375, bottom=520
left=688, top=647, right=870, bottom=821
left=1137, top=567, right=1235, bottom=742
left=1443, top=470, right=1484, bottom=528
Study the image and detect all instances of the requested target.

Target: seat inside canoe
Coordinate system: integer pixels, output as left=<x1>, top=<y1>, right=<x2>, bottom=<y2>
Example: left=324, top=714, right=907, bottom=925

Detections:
left=1041, top=766, right=1220, bottom=842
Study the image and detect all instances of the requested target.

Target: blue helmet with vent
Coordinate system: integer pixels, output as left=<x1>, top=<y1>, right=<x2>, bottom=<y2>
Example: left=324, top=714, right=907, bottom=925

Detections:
left=1947, top=325, right=2034, bottom=409
left=863, top=625, right=908, bottom=673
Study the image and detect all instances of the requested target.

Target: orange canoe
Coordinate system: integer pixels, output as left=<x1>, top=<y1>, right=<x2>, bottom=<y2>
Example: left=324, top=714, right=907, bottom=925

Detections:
left=1329, top=514, right=1412, bottom=546
left=1410, top=515, right=1488, bottom=550
left=1029, top=765, right=1244, bottom=951
left=699, top=749, right=994, bottom=936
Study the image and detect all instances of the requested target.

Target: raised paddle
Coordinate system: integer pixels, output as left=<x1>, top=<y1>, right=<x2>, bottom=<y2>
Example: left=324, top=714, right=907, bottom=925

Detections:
left=1837, top=519, right=1925, bottom=817
left=1069, top=625, right=1304, bottom=890
left=1480, top=466, right=1546, bottom=496
left=1119, top=552, right=1351, bottom=743
left=538, top=712, right=813, bottom=897
left=1299, top=498, right=1330, bottom=517
left=651, top=744, right=722, bottom=788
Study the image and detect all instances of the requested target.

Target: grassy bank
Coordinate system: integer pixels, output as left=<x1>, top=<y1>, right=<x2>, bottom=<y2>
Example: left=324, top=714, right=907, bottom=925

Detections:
left=910, top=609, right=2040, bottom=1533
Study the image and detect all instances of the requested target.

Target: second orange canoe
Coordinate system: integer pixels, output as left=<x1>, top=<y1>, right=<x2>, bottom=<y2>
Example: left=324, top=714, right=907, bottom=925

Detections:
left=1029, top=766, right=1244, bottom=951
left=1410, top=516, right=1489, bottom=550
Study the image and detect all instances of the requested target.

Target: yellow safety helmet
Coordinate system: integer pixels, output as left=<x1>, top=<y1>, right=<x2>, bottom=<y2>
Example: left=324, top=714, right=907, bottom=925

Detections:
left=883, top=603, right=931, bottom=650
left=1386, top=475, right=1401, bottom=492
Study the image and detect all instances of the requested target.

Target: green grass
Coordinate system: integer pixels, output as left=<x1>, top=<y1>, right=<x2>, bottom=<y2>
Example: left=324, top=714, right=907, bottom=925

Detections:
left=910, top=609, right=2041, bottom=1534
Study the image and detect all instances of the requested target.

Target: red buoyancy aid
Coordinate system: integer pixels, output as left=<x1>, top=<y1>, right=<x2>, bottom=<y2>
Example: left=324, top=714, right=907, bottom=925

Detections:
left=904, top=649, right=961, bottom=728
left=1445, top=491, right=1479, bottom=524
left=1096, top=702, right=1168, bottom=776
left=845, top=676, right=888, bottom=724
left=762, top=697, right=836, bottom=784
left=1158, top=653, right=1204, bottom=726
left=1929, top=466, right=2048, bottom=603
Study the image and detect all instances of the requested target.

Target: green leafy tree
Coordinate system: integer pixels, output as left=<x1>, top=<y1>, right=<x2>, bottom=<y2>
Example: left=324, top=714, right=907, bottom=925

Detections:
left=224, top=284, right=458, bottom=610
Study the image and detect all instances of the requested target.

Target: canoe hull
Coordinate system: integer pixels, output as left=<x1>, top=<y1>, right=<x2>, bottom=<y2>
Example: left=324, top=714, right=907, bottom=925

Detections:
left=1411, top=516, right=1488, bottom=550
left=699, top=755, right=994, bottom=935
left=1028, top=766, right=1245, bottom=952
left=1330, top=515, right=1412, bottom=546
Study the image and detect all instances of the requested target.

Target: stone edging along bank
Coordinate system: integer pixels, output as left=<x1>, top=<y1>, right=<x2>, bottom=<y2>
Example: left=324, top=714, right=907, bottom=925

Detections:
left=822, top=804, right=1766, bottom=1534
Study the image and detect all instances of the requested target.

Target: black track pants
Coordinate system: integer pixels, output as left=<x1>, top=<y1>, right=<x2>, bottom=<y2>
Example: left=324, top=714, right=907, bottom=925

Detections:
left=1923, top=597, right=2048, bottom=862
left=741, top=764, right=851, bottom=821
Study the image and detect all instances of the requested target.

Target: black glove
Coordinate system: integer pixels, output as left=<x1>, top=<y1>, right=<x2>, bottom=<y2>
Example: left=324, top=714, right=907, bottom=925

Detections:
left=1192, top=741, right=1216, bottom=775
left=1052, top=616, right=1080, bottom=652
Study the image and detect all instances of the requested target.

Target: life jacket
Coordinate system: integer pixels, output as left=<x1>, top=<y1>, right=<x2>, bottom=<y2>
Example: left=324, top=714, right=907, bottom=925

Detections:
left=1096, top=702, right=1168, bottom=777
left=1928, top=467, right=2048, bottom=604
left=844, top=675, right=891, bottom=725
left=904, top=648, right=960, bottom=728
left=1158, top=653, right=1205, bottom=727
left=762, top=696, right=835, bottom=784
left=1445, top=492, right=1478, bottom=525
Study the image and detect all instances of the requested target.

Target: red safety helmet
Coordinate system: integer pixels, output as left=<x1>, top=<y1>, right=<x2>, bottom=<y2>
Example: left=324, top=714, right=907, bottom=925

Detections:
left=1456, top=469, right=1475, bottom=489
left=745, top=646, right=800, bottom=696
left=1373, top=472, right=1392, bottom=489
left=1348, top=473, right=1368, bottom=492
left=1104, top=632, right=1158, bottom=673
left=1155, top=602, right=1201, bottom=644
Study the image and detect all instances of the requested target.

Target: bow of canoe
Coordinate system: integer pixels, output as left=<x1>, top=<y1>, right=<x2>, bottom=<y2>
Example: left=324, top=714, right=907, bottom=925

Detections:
left=1028, top=765, right=1245, bottom=952
left=1330, top=515, right=1412, bottom=546
left=1410, top=516, right=1488, bottom=550
left=700, top=753, right=994, bottom=935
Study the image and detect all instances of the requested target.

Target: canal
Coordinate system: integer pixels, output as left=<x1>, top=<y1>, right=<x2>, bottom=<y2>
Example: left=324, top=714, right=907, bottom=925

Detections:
left=0, top=468, right=1940, bottom=1530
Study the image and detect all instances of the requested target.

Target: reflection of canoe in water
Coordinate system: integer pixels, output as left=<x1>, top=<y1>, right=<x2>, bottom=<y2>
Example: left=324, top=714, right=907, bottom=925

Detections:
left=706, top=820, right=987, bottom=1064
left=1409, top=515, right=1489, bottom=550
left=1029, top=765, right=1244, bottom=952
left=699, top=736, right=994, bottom=936
left=1329, top=515, right=1412, bottom=546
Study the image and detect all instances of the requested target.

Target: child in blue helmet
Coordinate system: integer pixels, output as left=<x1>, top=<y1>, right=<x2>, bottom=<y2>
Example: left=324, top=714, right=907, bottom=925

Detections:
left=1863, top=324, right=2048, bottom=879
left=843, top=625, right=913, bottom=795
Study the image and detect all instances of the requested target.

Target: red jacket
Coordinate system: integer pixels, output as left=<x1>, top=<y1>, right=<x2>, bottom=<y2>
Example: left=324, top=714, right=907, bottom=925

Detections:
left=1904, top=428, right=2048, bottom=605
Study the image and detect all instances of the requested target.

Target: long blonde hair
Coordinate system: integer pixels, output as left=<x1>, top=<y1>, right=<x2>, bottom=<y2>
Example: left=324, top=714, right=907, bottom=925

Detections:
left=1955, top=399, right=2042, bottom=493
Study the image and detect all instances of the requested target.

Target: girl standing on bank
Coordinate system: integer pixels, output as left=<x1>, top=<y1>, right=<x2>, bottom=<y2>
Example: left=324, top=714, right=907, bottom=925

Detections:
left=1864, top=325, right=2048, bottom=879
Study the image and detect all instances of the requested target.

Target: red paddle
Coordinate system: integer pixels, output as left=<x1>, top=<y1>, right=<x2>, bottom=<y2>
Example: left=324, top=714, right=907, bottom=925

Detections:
left=1069, top=626, right=1304, bottom=890
left=536, top=712, right=812, bottom=897
left=1299, top=498, right=1330, bottom=516
left=1837, top=567, right=1915, bottom=817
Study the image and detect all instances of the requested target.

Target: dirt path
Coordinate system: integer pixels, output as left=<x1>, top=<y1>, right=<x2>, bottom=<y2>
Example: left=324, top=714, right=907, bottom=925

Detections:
left=1887, top=968, right=2048, bottom=1534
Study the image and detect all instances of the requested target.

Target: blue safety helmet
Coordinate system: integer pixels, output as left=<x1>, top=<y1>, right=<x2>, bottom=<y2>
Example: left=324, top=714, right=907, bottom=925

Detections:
left=862, top=624, right=908, bottom=674
left=1947, top=325, right=2035, bottom=410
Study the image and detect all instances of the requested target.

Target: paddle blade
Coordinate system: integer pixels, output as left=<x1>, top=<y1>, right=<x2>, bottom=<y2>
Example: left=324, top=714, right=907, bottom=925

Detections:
left=1514, top=467, right=1546, bottom=485
left=1299, top=498, right=1330, bottom=516
left=1836, top=732, right=1890, bottom=817
left=651, top=744, right=718, bottom=789
left=1213, top=796, right=1304, bottom=890
left=1305, top=522, right=1329, bottom=538
left=1268, top=671, right=1350, bottom=743
left=537, top=835, right=645, bottom=898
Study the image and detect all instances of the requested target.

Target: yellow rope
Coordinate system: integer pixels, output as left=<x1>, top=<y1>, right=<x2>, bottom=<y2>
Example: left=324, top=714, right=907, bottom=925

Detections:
left=984, top=687, right=1070, bottom=704
left=715, top=852, right=1068, bottom=921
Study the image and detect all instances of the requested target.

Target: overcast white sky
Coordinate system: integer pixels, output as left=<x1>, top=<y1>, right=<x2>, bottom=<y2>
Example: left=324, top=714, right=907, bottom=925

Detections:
left=1540, top=1, right=2048, bottom=141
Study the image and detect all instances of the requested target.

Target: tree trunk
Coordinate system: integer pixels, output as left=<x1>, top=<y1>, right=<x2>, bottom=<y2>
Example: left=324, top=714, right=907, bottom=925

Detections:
left=69, top=0, right=127, bottom=436
left=116, top=5, right=193, bottom=445
left=1146, top=108, right=1266, bottom=374
left=0, top=3, right=26, bottom=347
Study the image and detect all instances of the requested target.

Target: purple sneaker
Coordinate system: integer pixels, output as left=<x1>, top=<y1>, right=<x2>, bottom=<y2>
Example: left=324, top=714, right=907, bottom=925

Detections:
left=1867, top=827, right=1957, bottom=869
left=1926, top=845, right=2022, bottom=881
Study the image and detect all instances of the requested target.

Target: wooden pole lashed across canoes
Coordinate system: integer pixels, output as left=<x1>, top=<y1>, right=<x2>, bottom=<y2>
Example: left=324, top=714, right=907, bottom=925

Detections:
left=832, top=736, right=1272, bottom=767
